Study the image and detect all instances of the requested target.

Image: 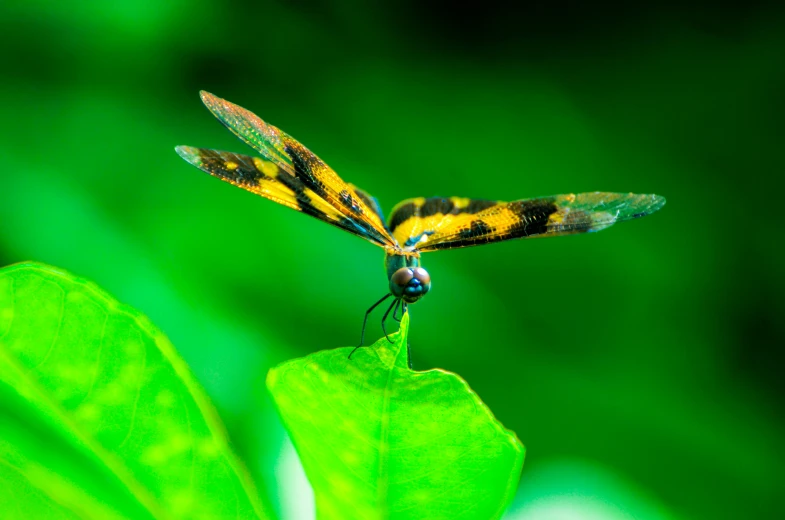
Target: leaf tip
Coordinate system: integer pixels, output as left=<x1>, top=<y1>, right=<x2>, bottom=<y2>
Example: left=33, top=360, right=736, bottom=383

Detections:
left=265, top=365, right=280, bottom=391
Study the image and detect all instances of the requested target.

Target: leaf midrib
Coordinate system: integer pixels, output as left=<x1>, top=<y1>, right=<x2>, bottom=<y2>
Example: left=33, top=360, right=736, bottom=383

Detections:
left=375, top=327, right=407, bottom=518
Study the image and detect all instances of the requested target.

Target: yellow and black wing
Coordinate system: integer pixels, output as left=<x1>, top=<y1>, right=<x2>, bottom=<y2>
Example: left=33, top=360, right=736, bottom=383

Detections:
left=388, top=192, right=666, bottom=252
left=176, top=91, right=395, bottom=248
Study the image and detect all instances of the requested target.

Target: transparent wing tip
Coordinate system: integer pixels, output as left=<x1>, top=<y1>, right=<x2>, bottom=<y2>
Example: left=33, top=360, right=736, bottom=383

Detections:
left=175, top=145, right=201, bottom=166
left=637, top=193, right=666, bottom=218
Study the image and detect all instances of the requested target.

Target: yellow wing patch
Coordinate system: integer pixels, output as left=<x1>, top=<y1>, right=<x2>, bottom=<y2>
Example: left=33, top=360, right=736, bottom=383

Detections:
left=388, top=193, right=666, bottom=251
left=176, top=147, right=382, bottom=241
left=178, top=93, right=666, bottom=255
left=197, top=91, right=394, bottom=247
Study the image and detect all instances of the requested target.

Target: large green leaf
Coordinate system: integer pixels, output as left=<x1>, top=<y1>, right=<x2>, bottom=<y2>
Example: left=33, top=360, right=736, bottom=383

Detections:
left=0, top=262, right=274, bottom=520
left=267, top=313, right=524, bottom=519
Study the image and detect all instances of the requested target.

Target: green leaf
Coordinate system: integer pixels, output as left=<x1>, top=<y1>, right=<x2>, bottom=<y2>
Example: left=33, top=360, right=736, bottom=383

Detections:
left=0, top=430, right=130, bottom=520
left=0, top=262, right=274, bottom=520
left=267, top=313, right=524, bottom=519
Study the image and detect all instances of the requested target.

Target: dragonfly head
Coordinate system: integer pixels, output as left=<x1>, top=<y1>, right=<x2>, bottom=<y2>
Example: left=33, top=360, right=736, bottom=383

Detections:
left=389, top=267, right=431, bottom=303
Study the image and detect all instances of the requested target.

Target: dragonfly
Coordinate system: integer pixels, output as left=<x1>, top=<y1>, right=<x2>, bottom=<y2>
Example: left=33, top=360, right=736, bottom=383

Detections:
left=176, top=91, right=666, bottom=356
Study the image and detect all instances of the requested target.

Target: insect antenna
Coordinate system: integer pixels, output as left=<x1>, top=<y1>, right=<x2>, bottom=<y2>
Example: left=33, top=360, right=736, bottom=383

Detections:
left=381, top=297, right=400, bottom=344
left=349, top=293, right=392, bottom=359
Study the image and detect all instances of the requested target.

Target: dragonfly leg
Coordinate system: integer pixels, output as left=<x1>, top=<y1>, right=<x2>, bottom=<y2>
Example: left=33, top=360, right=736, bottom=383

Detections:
left=392, top=298, right=402, bottom=322
left=350, top=293, right=392, bottom=359
left=381, top=297, right=399, bottom=344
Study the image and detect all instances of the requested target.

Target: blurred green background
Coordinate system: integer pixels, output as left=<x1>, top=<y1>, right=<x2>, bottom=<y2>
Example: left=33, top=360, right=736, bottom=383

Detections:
left=1, top=1, right=783, bottom=518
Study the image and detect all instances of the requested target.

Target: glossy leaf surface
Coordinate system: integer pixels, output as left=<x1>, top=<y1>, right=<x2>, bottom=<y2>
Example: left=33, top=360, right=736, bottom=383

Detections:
left=0, top=262, right=273, bottom=520
left=268, top=314, right=524, bottom=519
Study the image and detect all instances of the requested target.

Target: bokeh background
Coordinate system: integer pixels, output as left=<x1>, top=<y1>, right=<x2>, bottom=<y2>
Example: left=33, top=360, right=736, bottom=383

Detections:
left=2, top=1, right=784, bottom=518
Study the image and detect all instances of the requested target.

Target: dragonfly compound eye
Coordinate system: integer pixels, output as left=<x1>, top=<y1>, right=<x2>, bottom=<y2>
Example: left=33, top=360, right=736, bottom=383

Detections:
left=390, top=267, right=431, bottom=303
